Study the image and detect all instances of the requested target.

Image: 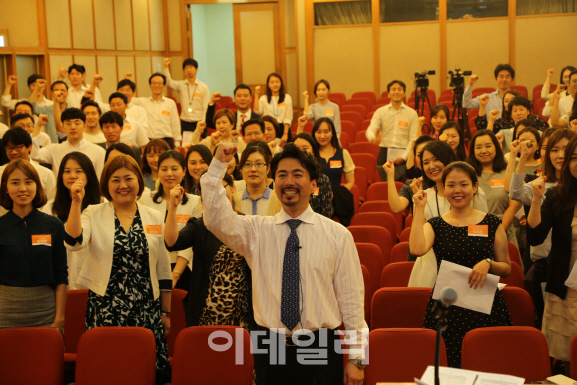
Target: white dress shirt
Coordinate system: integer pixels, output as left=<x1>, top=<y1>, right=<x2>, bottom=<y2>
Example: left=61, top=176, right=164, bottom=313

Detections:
left=462, top=88, right=504, bottom=119
left=31, top=138, right=106, bottom=179
left=365, top=103, right=419, bottom=160
left=0, top=160, right=56, bottom=201
left=307, top=101, right=341, bottom=138
left=163, top=70, right=210, bottom=123
left=132, top=96, right=181, bottom=145
left=138, top=190, right=202, bottom=265
left=201, top=158, right=367, bottom=358
left=257, top=94, right=294, bottom=126
left=121, top=116, right=149, bottom=147
left=83, top=131, right=106, bottom=144
left=30, top=132, right=53, bottom=161
left=67, top=85, right=103, bottom=108
left=0, top=123, right=8, bottom=138
left=1, top=94, right=53, bottom=110
left=542, top=94, right=574, bottom=118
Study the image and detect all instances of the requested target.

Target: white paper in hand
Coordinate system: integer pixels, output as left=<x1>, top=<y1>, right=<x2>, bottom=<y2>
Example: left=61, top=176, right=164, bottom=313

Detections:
left=432, top=260, right=499, bottom=315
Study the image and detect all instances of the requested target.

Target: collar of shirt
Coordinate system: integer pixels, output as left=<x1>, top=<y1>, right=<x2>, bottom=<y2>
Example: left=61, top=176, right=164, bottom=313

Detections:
left=385, top=102, right=408, bottom=112
left=149, top=96, right=166, bottom=103
left=5, top=208, right=40, bottom=225
left=274, top=205, right=316, bottom=226
left=241, top=186, right=271, bottom=201
left=238, top=109, right=251, bottom=117
left=64, top=138, right=87, bottom=149
left=186, top=79, right=200, bottom=87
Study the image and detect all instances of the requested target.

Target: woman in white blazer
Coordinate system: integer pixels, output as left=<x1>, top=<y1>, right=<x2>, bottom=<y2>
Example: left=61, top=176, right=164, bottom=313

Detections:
left=64, top=155, right=172, bottom=382
left=139, top=150, right=202, bottom=290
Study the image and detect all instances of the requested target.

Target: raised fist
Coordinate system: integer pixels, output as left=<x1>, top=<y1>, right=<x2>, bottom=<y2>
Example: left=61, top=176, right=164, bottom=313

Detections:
left=210, top=92, right=221, bottom=104
left=489, top=110, right=500, bottom=122
left=58, top=67, right=68, bottom=79
left=303, top=90, right=309, bottom=98
left=469, top=74, right=479, bottom=86
left=124, top=72, right=132, bottom=79
left=547, top=68, right=554, bottom=77
left=480, top=94, right=489, bottom=107
left=38, top=114, right=49, bottom=126
left=92, top=74, right=103, bottom=84
left=163, top=57, right=171, bottom=68
left=7, top=75, right=17, bottom=85
left=255, top=86, right=261, bottom=95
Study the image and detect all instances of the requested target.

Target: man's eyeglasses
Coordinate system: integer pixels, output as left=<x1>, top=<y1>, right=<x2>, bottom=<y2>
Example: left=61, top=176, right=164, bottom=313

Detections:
left=6, top=145, right=25, bottom=152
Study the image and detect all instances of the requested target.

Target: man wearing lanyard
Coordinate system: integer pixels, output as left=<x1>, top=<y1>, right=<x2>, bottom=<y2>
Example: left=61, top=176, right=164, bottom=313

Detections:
left=163, top=57, right=210, bottom=142
left=201, top=141, right=367, bottom=385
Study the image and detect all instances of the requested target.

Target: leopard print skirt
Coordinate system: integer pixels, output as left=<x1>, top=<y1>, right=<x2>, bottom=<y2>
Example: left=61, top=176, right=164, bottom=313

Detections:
left=198, top=245, right=251, bottom=329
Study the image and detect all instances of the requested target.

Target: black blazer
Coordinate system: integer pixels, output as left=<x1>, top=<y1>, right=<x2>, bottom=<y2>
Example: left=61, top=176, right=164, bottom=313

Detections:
left=205, top=103, right=260, bottom=130
left=527, top=189, right=574, bottom=299
left=97, top=142, right=142, bottom=166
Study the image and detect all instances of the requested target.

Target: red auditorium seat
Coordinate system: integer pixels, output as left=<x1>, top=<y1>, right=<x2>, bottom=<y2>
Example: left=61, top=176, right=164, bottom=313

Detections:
left=76, top=327, right=156, bottom=385
left=366, top=182, right=404, bottom=201
left=390, top=242, right=409, bottom=262
left=352, top=91, right=376, bottom=105
left=64, top=289, right=88, bottom=363
left=356, top=243, right=384, bottom=299
left=340, top=122, right=355, bottom=142
left=346, top=98, right=372, bottom=113
left=405, top=214, right=412, bottom=228
left=358, top=199, right=405, bottom=237
left=500, top=286, right=535, bottom=327
left=0, top=327, right=64, bottom=385
left=341, top=104, right=368, bottom=119
left=377, top=96, right=390, bottom=105
left=364, top=328, right=447, bottom=384
left=371, top=103, right=386, bottom=112
left=172, top=326, right=253, bottom=385
left=341, top=111, right=363, bottom=133
left=461, top=327, right=551, bottom=381
left=499, top=261, right=525, bottom=289
left=340, top=131, right=350, bottom=150
left=355, top=130, right=369, bottom=143
left=328, top=92, right=346, bottom=107
left=507, top=242, right=522, bottom=267
left=511, top=85, right=528, bottom=98
left=351, top=184, right=360, bottom=214
left=351, top=212, right=398, bottom=244
left=380, top=261, right=414, bottom=287
left=349, top=142, right=380, bottom=160
left=361, top=119, right=371, bottom=131
left=353, top=166, right=368, bottom=201
left=350, top=153, right=377, bottom=184
left=399, top=228, right=411, bottom=243
left=371, top=287, right=431, bottom=329
left=472, top=87, right=496, bottom=98
left=167, top=288, right=188, bottom=358
left=349, top=225, right=392, bottom=266
left=361, top=265, right=371, bottom=324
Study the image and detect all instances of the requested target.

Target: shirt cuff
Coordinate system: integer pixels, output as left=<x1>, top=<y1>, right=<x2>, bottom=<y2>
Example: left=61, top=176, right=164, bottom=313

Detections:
left=511, top=172, right=525, bottom=184
left=64, top=230, right=83, bottom=246
left=158, top=279, right=173, bottom=291
left=208, top=157, right=229, bottom=178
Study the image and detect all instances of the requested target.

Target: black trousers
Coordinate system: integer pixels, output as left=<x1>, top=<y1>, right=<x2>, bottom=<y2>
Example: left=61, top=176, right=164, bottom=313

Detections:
left=377, top=147, right=406, bottom=182
left=158, top=137, right=174, bottom=149
left=181, top=120, right=206, bottom=139
left=252, top=327, right=344, bottom=385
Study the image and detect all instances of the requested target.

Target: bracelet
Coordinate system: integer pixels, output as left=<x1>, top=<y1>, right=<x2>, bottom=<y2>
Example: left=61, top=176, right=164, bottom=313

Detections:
left=161, top=311, right=171, bottom=317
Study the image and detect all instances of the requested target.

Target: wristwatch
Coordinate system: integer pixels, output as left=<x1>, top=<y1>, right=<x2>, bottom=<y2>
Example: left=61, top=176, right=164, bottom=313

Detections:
left=484, top=258, right=493, bottom=271
left=161, top=311, right=171, bottom=317
left=348, top=358, right=367, bottom=370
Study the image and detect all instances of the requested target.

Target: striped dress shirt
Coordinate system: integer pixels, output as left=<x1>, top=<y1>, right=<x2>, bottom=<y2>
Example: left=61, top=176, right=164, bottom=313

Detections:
left=201, top=158, right=367, bottom=358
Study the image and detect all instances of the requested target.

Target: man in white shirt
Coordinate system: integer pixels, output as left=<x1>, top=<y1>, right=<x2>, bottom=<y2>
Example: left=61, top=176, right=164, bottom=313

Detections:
left=2, top=74, right=53, bottom=110
left=30, top=79, right=69, bottom=143
left=200, top=141, right=367, bottom=384
left=130, top=73, right=181, bottom=149
left=163, top=57, right=210, bottom=139
left=462, top=64, right=515, bottom=120
left=11, top=113, right=51, bottom=160
left=80, top=101, right=106, bottom=144
left=61, top=64, right=104, bottom=108
left=108, top=93, right=149, bottom=148
left=31, top=108, right=106, bottom=180
left=96, top=111, right=142, bottom=166
left=206, top=84, right=261, bottom=131
left=542, top=69, right=577, bottom=118
left=0, top=111, right=7, bottom=139
left=1, top=127, right=56, bottom=201
left=366, top=80, right=418, bottom=181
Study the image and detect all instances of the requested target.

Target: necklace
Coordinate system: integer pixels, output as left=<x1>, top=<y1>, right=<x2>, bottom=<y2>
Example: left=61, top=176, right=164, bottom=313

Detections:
left=119, top=213, right=134, bottom=219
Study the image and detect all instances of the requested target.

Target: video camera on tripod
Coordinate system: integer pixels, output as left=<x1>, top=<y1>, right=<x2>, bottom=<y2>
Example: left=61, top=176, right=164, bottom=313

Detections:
left=415, top=70, right=436, bottom=89
left=414, top=70, right=436, bottom=119
left=448, top=68, right=472, bottom=90
left=447, top=67, right=473, bottom=139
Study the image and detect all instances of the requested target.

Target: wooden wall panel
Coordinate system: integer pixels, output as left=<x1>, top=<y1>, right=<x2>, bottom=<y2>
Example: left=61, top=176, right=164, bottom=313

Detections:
left=74, top=55, right=97, bottom=86
left=0, top=0, right=39, bottom=47
left=114, top=0, right=134, bottom=51
left=49, top=55, right=73, bottom=83
left=169, top=56, right=183, bottom=102
left=135, top=56, right=152, bottom=96
left=149, top=0, right=166, bottom=51
left=71, top=0, right=95, bottom=49
left=94, top=0, right=116, bottom=49
left=167, top=0, right=183, bottom=52
left=16, top=56, right=38, bottom=99
left=97, top=56, right=118, bottom=102
left=133, top=0, right=151, bottom=51
left=117, top=56, right=135, bottom=87
left=46, top=0, right=72, bottom=48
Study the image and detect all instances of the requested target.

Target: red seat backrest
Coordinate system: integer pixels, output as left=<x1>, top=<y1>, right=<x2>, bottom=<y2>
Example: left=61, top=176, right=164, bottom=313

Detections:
left=349, top=225, right=392, bottom=267
left=380, top=261, right=414, bottom=287
left=507, top=242, right=522, bottom=267
left=349, top=142, right=380, bottom=160
left=328, top=92, right=346, bottom=107
left=350, top=153, right=377, bottom=184
left=511, top=85, right=528, bottom=98
left=361, top=119, right=371, bottom=132
left=472, top=87, right=496, bottom=98
left=64, top=289, right=88, bottom=362
left=366, top=182, right=404, bottom=201
left=461, top=326, right=551, bottom=382
left=351, top=212, right=397, bottom=244
left=361, top=264, right=371, bottom=324
left=172, top=326, right=253, bottom=385
left=399, top=227, right=411, bottom=243
left=346, top=98, right=372, bottom=113
left=0, top=327, right=63, bottom=385
left=499, top=261, right=525, bottom=289
left=76, top=327, right=156, bottom=385
left=371, top=287, right=432, bottom=329
left=500, top=286, right=535, bottom=327
left=168, top=288, right=188, bottom=357
left=405, top=214, right=412, bottom=228
left=355, top=243, right=383, bottom=299
left=355, top=130, right=368, bottom=143
left=353, top=166, right=368, bottom=201
left=390, top=242, right=409, bottom=262
left=352, top=91, right=376, bottom=105
left=364, top=328, right=447, bottom=384
left=341, top=111, right=363, bottom=132
left=342, top=104, right=368, bottom=119
left=340, top=131, right=350, bottom=150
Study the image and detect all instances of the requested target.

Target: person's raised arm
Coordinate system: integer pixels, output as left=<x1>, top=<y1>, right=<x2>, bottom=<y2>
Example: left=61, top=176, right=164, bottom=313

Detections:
left=501, top=198, right=518, bottom=231
left=384, top=160, right=411, bottom=213
left=405, top=138, right=417, bottom=170
left=253, top=86, right=261, bottom=114
left=29, top=79, right=46, bottom=104
left=200, top=141, right=255, bottom=259
left=206, top=92, right=221, bottom=129
left=65, top=180, right=84, bottom=239
left=541, top=69, right=554, bottom=100
left=550, top=88, right=567, bottom=128
left=462, top=74, right=480, bottom=109
left=527, top=176, right=546, bottom=229
left=303, top=91, right=311, bottom=117
left=479, top=94, right=489, bottom=121
left=2, top=75, right=16, bottom=100
left=53, top=91, right=67, bottom=134
left=409, top=190, right=435, bottom=256
left=296, top=114, right=307, bottom=135
left=504, top=140, right=521, bottom=193
left=487, top=110, right=499, bottom=132
left=162, top=57, right=179, bottom=91
left=165, top=184, right=184, bottom=247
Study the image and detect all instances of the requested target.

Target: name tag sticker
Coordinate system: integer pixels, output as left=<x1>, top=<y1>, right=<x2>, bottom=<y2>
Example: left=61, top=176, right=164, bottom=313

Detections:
left=161, top=110, right=171, bottom=116
left=491, top=179, right=505, bottom=188
left=193, top=93, right=202, bottom=98
left=123, top=125, right=132, bottom=131
left=176, top=214, right=190, bottom=224
left=325, top=110, right=334, bottom=116
left=330, top=160, right=342, bottom=168
left=145, top=225, right=162, bottom=236
left=278, top=102, right=286, bottom=108
left=398, top=121, right=409, bottom=128
left=32, top=234, right=52, bottom=246
left=468, top=225, right=488, bottom=237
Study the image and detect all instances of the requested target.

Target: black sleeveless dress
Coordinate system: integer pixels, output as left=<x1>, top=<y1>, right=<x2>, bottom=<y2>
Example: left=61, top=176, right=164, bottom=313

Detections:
left=423, top=213, right=512, bottom=368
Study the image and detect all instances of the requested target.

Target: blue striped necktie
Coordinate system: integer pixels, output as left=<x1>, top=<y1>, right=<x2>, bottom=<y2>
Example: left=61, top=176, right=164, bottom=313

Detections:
left=280, top=219, right=302, bottom=331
